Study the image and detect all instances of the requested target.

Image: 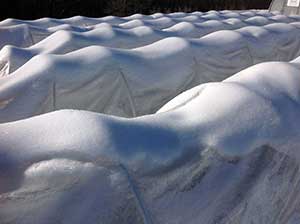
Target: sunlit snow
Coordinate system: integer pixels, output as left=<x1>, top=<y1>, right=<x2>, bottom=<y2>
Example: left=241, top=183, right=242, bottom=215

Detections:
left=0, top=10, right=300, bottom=224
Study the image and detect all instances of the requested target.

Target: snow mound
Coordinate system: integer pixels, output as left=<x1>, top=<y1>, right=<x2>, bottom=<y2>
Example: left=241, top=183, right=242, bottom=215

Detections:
left=1, top=58, right=300, bottom=223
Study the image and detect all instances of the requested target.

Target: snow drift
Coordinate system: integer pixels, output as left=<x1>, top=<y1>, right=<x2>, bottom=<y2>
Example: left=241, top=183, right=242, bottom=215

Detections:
left=1, top=58, right=300, bottom=223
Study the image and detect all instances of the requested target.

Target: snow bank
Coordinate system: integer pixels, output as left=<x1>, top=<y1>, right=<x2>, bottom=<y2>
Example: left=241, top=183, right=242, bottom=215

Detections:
left=1, top=58, right=300, bottom=223
left=2, top=22, right=300, bottom=121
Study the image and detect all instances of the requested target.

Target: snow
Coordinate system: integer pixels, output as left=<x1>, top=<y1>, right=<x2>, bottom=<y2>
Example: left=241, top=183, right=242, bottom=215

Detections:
left=1, top=10, right=300, bottom=224
left=0, top=23, right=90, bottom=50
left=2, top=20, right=300, bottom=121
left=0, top=10, right=294, bottom=49
left=1, top=58, right=300, bottom=223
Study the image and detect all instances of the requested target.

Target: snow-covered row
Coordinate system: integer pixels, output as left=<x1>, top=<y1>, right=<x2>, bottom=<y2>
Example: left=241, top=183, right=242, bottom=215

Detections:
left=0, top=10, right=276, bottom=28
left=2, top=15, right=300, bottom=64
left=0, top=23, right=91, bottom=50
left=0, top=11, right=291, bottom=49
left=100, top=14, right=294, bottom=30
left=1, top=58, right=300, bottom=224
left=4, top=19, right=300, bottom=74
left=1, top=23, right=300, bottom=122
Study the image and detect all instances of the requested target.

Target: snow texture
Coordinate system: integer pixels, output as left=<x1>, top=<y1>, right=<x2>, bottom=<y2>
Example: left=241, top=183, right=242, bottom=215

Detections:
left=2, top=22, right=300, bottom=120
left=1, top=58, right=300, bottom=223
left=0, top=10, right=287, bottom=49
left=1, top=10, right=300, bottom=224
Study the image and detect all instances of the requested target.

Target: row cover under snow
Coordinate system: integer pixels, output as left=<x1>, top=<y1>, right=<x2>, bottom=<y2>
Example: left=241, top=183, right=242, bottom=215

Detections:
left=2, top=16, right=300, bottom=72
left=1, top=58, right=300, bottom=224
left=0, top=10, right=277, bottom=29
left=1, top=23, right=300, bottom=122
left=0, top=11, right=289, bottom=49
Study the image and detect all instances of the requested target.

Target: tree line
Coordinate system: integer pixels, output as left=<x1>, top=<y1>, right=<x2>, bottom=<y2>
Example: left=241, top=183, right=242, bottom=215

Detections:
left=1, top=0, right=272, bottom=21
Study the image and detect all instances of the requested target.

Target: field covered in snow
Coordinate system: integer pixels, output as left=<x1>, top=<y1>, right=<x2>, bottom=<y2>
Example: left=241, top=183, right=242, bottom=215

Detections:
left=1, top=10, right=300, bottom=224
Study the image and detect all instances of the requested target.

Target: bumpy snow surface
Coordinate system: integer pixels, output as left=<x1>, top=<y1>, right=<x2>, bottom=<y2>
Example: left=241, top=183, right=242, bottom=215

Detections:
left=1, top=10, right=300, bottom=224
